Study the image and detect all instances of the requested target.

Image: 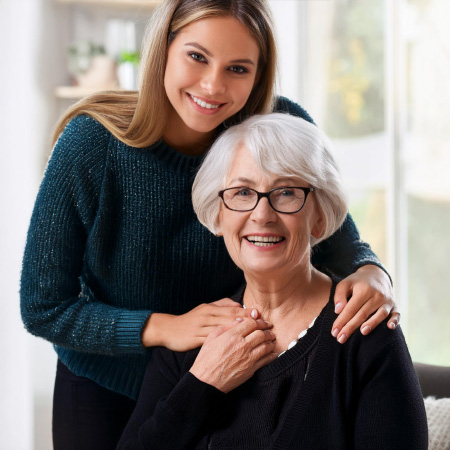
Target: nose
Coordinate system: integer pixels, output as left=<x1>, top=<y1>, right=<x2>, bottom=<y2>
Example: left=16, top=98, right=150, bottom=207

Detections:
left=250, top=197, right=277, bottom=225
left=200, top=66, right=226, bottom=96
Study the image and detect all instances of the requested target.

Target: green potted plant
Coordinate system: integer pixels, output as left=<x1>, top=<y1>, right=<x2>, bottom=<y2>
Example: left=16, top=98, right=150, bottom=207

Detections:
left=117, top=50, right=141, bottom=90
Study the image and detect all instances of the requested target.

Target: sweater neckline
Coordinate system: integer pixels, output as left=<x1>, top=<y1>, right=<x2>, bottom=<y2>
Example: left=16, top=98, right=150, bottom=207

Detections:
left=232, top=281, right=336, bottom=381
left=121, top=139, right=206, bottom=172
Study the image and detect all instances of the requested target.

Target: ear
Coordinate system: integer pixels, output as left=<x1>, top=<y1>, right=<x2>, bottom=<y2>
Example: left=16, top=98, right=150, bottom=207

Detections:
left=310, top=209, right=326, bottom=239
left=216, top=208, right=224, bottom=237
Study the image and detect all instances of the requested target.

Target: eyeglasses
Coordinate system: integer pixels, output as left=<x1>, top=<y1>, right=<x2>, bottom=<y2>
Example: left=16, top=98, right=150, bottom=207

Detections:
left=218, top=186, right=315, bottom=214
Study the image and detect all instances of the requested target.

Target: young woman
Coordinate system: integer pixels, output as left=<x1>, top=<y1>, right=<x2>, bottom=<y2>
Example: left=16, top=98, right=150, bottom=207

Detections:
left=20, top=1, right=398, bottom=448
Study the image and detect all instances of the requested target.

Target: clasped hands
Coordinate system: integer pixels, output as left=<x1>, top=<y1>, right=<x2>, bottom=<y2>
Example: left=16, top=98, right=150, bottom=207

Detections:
left=190, top=316, right=276, bottom=393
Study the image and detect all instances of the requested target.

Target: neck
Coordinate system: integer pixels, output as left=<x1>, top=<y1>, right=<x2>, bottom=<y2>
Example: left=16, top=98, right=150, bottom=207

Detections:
left=243, top=266, right=331, bottom=352
left=163, top=108, right=216, bottom=156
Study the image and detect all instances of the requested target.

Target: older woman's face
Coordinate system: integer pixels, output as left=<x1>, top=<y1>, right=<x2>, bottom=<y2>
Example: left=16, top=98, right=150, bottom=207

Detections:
left=217, top=144, right=324, bottom=277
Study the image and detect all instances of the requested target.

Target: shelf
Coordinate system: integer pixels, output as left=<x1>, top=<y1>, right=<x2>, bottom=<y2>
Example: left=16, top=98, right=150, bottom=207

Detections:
left=55, top=86, right=126, bottom=99
left=54, top=0, right=162, bottom=9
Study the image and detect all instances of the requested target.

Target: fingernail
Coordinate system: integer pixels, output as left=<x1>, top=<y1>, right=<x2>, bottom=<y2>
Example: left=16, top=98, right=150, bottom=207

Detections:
left=361, top=326, right=371, bottom=335
left=338, top=334, right=346, bottom=344
left=332, top=328, right=339, bottom=338
left=334, top=302, right=342, bottom=314
left=235, top=317, right=243, bottom=322
left=251, top=309, right=258, bottom=319
left=389, top=321, right=397, bottom=329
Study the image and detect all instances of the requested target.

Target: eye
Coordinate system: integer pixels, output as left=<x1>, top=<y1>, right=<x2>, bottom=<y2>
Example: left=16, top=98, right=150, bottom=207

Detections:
left=235, top=188, right=252, bottom=197
left=189, top=52, right=207, bottom=63
left=229, top=65, right=248, bottom=74
left=280, top=189, right=295, bottom=197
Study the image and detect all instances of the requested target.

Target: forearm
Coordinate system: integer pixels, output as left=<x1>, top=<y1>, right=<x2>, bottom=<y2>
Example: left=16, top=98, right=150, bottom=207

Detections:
left=21, top=282, right=151, bottom=355
left=20, top=115, right=150, bottom=355
left=118, top=351, right=223, bottom=449
left=312, top=214, right=390, bottom=281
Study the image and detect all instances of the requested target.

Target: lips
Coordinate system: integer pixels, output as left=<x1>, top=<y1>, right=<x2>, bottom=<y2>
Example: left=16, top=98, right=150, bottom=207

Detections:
left=189, top=94, right=224, bottom=110
left=244, top=235, right=285, bottom=247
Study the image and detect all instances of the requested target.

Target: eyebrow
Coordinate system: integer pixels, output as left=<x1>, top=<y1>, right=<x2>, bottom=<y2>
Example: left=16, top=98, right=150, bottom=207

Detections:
left=184, top=42, right=256, bottom=65
left=228, top=177, right=297, bottom=186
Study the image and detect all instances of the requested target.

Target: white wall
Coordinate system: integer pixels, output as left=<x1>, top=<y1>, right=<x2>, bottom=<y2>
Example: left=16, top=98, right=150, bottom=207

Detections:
left=0, top=1, right=69, bottom=449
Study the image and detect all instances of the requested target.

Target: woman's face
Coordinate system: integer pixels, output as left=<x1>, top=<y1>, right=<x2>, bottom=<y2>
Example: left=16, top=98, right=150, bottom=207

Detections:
left=217, top=145, right=324, bottom=277
left=164, top=16, right=260, bottom=148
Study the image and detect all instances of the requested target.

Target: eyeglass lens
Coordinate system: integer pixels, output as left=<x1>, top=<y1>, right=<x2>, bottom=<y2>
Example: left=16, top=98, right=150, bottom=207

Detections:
left=222, top=188, right=306, bottom=213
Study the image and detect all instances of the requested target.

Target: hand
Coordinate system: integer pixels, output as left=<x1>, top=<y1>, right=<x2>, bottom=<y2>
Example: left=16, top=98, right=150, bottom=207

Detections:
left=189, top=317, right=277, bottom=393
left=331, top=265, right=400, bottom=344
left=141, top=298, right=262, bottom=351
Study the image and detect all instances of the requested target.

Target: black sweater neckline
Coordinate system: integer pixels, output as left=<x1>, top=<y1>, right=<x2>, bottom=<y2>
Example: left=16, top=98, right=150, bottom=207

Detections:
left=230, top=281, right=336, bottom=381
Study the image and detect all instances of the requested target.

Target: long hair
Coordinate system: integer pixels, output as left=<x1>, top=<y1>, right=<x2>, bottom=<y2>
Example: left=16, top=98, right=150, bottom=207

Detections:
left=52, top=0, right=277, bottom=147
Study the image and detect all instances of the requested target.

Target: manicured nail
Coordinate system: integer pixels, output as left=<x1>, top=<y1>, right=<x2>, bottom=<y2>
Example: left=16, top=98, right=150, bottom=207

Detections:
left=251, top=309, right=258, bottom=319
left=335, top=302, right=342, bottom=314
left=338, top=334, right=346, bottom=344
left=332, top=328, right=339, bottom=338
left=361, top=326, right=371, bottom=335
left=389, top=321, right=397, bottom=329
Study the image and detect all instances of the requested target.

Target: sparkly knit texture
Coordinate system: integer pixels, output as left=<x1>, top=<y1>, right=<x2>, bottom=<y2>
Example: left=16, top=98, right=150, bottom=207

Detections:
left=20, top=97, right=386, bottom=399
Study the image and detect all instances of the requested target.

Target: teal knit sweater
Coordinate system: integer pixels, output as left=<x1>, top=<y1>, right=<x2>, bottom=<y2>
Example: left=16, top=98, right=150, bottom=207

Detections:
left=20, top=97, right=385, bottom=399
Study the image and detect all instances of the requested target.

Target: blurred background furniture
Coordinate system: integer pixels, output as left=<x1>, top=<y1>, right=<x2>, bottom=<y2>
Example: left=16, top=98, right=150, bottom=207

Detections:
left=414, top=362, right=450, bottom=399
left=414, top=362, right=450, bottom=450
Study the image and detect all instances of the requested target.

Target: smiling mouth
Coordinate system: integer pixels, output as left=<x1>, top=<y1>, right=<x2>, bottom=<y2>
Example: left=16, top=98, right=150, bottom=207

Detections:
left=245, top=235, right=285, bottom=247
left=189, top=94, right=223, bottom=109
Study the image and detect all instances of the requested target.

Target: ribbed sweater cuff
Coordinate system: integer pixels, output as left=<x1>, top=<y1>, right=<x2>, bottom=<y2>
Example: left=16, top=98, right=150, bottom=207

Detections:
left=114, top=310, right=152, bottom=353
left=353, top=260, right=393, bottom=286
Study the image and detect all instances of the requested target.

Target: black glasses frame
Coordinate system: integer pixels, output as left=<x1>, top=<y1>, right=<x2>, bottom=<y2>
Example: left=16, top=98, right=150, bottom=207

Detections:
left=218, top=186, right=315, bottom=214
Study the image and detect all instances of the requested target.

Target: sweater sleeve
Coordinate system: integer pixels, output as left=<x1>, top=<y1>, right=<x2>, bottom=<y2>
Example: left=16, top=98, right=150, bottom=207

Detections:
left=352, top=328, right=428, bottom=449
left=20, top=115, right=151, bottom=355
left=117, top=347, right=224, bottom=449
left=274, top=96, right=389, bottom=279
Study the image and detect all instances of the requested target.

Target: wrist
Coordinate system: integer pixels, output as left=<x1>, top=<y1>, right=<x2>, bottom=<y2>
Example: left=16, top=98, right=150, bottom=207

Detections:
left=357, top=264, right=393, bottom=287
left=141, top=312, right=173, bottom=347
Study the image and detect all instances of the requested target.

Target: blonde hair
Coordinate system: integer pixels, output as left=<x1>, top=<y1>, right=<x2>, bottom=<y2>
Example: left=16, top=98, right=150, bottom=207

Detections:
left=52, top=0, right=277, bottom=147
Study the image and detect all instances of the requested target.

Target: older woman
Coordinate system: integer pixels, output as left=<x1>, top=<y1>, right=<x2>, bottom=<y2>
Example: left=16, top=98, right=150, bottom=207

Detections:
left=117, top=114, right=427, bottom=449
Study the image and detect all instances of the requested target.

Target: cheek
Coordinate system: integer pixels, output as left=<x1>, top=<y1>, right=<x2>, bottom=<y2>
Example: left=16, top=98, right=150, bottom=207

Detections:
left=234, top=81, right=255, bottom=107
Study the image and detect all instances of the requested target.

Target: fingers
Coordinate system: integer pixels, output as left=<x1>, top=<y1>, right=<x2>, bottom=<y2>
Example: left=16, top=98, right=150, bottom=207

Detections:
left=205, top=322, right=238, bottom=341
left=333, top=301, right=398, bottom=344
left=333, top=279, right=351, bottom=314
left=246, top=328, right=276, bottom=347
left=388, top=309, right=401, bottom=330
left=359, top=304, right=391, bottom=336
left=331, top=298, right=364, bottom=341
left=230, top=317, right=273, bottom=338
left=333, top=298, right=391, bottom=344
left=211, top=298, right=242, bottom=307
left=199, top=301, right=261, bottom=323
left=253, top=350, right=278, bottom=371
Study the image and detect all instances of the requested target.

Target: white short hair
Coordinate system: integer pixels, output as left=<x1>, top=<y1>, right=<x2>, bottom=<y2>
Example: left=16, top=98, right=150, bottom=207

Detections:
left=192, top=113, right=348, bottom=246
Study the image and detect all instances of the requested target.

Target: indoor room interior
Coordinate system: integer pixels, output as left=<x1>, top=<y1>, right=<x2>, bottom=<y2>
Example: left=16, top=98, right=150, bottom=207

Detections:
left=1, top=0, right=449, bottom=448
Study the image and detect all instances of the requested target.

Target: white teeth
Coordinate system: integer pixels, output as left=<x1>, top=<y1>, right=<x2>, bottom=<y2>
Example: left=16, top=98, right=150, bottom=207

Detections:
left=253, top=242, right=278, bottom=247
left=190, top=94, right=220, bottom=109
left=246, top=235, right=284, bottom=246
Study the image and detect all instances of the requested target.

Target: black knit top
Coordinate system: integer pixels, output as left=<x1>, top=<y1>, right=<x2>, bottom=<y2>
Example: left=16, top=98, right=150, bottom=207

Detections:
left=117, top=281, right=428, bottom=449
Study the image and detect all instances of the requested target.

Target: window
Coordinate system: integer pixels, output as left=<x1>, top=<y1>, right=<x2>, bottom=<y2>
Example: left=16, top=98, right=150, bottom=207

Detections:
left=275, top=0, right=450, bottom=364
